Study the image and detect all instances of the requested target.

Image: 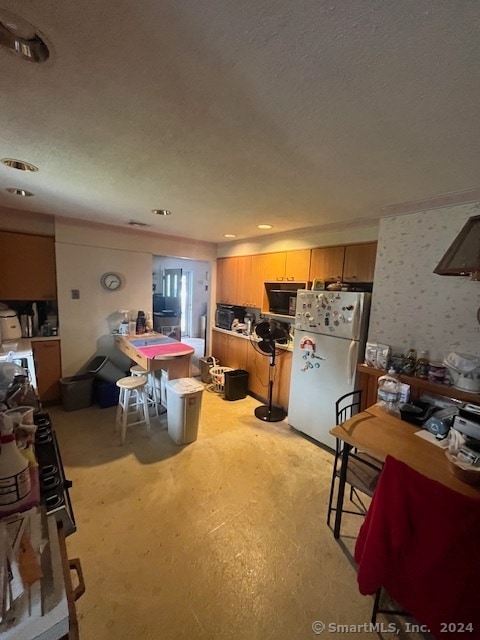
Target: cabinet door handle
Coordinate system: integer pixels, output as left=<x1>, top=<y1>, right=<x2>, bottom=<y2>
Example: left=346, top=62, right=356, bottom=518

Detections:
left=286, top=276, right=294, bottom=281
left=276, top=276, right=284, bottom=281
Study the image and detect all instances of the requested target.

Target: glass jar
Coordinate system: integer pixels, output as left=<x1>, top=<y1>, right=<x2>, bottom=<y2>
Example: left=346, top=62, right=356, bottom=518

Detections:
left=402, top=348, right=417, bottom=376
left=415, top=350, right=429, bottom=379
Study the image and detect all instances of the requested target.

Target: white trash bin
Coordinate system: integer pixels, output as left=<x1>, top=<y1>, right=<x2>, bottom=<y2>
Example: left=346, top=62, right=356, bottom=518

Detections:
left=166, top=378, right=204, bottom=445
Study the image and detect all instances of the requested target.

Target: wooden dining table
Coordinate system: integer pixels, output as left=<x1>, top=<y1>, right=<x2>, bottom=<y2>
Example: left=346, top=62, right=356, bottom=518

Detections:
left=329, top=403, right=480, bottom=538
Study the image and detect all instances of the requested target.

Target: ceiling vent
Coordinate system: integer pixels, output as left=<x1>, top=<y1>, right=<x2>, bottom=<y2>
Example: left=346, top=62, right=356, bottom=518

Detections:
left=127, top=220, right=150, bottom=228
left=434, top=215, right=480, bottom=280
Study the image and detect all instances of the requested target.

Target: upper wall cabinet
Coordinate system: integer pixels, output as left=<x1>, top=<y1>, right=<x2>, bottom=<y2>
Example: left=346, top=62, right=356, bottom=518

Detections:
left=342, top=242, right=377, bottom=283
left=263, top=249, right=311, bottom=282
left=309, top=246, right=345, bottom=282
left=0, top=231, right=57, bottom=300
left=217, top=257, right=238, bottom=304
left=309, top=242, right=377, bottom=283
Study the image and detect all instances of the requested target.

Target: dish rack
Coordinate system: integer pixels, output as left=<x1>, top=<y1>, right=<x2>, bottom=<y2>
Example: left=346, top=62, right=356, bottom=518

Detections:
left=209, top=366, right=234, bottom=393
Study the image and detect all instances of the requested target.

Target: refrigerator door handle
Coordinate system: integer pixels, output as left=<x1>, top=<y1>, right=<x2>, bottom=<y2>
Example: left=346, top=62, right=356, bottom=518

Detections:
left=351, top=298, right=360, bottom=340
left=347, top=340, right=358, bottom=384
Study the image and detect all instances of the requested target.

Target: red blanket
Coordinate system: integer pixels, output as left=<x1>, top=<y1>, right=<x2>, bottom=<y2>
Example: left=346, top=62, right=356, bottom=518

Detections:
left=354, top=455, right=480, bottom=639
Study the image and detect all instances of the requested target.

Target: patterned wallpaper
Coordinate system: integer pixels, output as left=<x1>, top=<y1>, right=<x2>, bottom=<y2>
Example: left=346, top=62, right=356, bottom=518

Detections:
left=368, top=202, right=480, bottom=362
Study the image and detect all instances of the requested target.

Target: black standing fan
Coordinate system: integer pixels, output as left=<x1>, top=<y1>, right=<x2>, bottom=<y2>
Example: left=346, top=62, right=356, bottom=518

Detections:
left=250, top=320, right=290, bottom=422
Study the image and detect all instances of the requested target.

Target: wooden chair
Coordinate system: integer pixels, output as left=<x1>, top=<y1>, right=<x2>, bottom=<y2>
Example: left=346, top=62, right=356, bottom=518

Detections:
left=327, top=390, right=383, bottom=537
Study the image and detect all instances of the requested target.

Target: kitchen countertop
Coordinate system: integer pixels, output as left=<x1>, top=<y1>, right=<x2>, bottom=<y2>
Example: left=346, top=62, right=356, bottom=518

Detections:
left=0, top=336, right=61, bottom=357
left=212, top=326, right=293, bottom=351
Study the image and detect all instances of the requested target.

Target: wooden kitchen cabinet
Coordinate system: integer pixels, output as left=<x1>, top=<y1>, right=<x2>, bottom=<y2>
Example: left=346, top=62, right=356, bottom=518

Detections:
left=212, top=330, right=293, bottom=410
left=0, top=231, right=57, bottom=299
left=309, top=246, right=345, bottom=282
left=217, top=257, right=238, bottom=304
left=309, top=242, right=377, bottom=284
left=343, top=242, right=377, bottom=283
left=217, top=255, right=264, bottom=308
left=236, top=254, right=264, bottom=308
left=246, top=346, right=292, bottom=410
left=262, top=249, right=311, bottom=282
left=211, top=330, right=248, bottom=370
left=32, top=339, right=62, bottom=404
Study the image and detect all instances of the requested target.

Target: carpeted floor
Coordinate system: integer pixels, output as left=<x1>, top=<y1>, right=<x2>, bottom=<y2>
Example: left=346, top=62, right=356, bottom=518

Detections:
left=52, top=391, right=427, bottom=640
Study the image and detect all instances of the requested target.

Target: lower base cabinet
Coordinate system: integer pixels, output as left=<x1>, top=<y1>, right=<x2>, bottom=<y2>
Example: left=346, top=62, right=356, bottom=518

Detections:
left=212, top=330, right=292, bottom=411
left=32, top=339, right=62, bottom=404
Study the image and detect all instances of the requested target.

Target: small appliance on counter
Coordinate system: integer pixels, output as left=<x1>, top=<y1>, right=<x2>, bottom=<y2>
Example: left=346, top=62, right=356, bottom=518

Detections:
left=444, top=352, right=480, bottom=393
left=0, top=308, right=22, bottom=342
left=215, top=304, right=246, bottom=330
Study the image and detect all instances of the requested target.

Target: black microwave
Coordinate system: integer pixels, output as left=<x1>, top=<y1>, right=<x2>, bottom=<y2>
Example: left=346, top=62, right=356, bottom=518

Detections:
left=215, top=304, right=246, bottom=330
left=265, top=282, right=307, bottom=316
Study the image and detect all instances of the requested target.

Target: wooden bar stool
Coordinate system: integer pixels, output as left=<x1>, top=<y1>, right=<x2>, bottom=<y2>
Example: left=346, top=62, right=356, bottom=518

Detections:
left=115, top=375, right=151, bottom=445
left=130, top=365, right=161, bottom=416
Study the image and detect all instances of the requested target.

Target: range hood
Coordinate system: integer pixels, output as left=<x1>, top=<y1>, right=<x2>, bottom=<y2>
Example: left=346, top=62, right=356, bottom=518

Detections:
left=434, top=215, right=480, bottom=280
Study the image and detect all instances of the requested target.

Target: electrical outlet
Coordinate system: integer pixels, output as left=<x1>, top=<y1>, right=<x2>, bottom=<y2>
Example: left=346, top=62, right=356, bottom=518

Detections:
left=71, top=289, right=80, bottom=299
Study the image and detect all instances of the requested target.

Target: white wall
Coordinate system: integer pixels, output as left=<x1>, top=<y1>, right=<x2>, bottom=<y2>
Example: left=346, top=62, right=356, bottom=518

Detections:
left=55, top=218, right=217, bottom=375
left=368, top=202, right=480, bottom=362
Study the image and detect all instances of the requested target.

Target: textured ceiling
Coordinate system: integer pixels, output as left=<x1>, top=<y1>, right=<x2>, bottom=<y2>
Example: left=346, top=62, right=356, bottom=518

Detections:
left=0, top=1, right=479, bottom=243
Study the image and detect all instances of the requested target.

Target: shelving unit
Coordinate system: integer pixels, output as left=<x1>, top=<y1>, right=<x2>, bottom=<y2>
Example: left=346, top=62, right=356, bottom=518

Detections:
left=357, top=363, right=480, bottom=410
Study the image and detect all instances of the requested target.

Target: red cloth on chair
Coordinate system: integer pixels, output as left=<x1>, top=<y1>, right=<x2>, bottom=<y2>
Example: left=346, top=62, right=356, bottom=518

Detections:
left=354, top=455, right=480, bottom=639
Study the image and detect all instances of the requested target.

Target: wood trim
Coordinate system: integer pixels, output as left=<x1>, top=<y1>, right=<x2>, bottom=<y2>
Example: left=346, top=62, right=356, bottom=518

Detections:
left=357, top=364, right=480, bottom=406
left=57, top=524, right=83, bottom=640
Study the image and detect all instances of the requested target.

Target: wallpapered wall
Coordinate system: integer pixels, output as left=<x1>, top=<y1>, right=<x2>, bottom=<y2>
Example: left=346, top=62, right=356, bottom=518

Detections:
left=368, top=202, right=480, bottom=362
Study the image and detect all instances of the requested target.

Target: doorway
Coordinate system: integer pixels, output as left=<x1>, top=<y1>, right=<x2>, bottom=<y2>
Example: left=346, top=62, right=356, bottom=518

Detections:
left=152, top=255, right=209, bottom=362
left=180, top=271, right=192, bottom=337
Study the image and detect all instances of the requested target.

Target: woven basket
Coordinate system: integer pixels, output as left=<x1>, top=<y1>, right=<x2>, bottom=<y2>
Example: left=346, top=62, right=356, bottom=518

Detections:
left=209, top=366, right=234, bottom=393
left=445, top=451, right=480, bottom=487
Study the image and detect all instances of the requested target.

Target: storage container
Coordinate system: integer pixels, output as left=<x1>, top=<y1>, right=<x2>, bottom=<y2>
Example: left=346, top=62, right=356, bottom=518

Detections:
left=60, top=374, right=94, bottom=411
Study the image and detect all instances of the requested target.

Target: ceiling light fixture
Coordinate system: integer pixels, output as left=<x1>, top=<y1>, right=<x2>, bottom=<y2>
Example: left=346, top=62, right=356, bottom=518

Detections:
left=258, top=224, right=273, bottom=230
left=224, top=234, right=237, bottom=238
left=2, top=158, right=38, bottom=171
left=0, top=14, right=49, bottom=63
left=6, top=187, right=34, bottom=196
left=151, top=209, right=172, bottom=216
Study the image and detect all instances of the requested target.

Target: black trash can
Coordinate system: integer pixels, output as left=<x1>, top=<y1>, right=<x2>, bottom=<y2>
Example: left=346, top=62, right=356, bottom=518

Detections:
left=86, top=355, right=126, bottom=383
left=224, top=369, right=249, bottom=401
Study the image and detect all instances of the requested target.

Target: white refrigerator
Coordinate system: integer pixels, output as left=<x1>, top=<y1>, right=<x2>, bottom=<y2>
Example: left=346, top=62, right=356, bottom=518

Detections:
left=287, top=290, right=371, bottom=448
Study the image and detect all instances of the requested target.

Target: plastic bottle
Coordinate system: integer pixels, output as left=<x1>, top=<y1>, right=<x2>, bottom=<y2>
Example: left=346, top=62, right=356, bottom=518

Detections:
left=377, top=369, right=401, bottom=412
left=415, top=350, right=430, bottom=379
left=0, top=414, right=31, bottom=514
left=146, top=311, right=153, bottom=332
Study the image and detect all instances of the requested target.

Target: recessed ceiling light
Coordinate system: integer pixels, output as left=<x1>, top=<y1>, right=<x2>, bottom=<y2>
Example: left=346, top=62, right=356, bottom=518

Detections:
left=224, top=234, right=237, bottom=238
left=6, top=187, right=34, bottom=196
left=0, top=14, right=49, bottom=62
left=152, top=209, right=172, bottom=216
left=2, top=158, right=38, bottom=171
left=258, top=224, right=273, bottom=230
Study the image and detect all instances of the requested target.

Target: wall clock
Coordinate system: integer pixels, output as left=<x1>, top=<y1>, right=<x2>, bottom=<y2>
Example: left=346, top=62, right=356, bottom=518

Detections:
left=100, top=272, right=123, bottom=291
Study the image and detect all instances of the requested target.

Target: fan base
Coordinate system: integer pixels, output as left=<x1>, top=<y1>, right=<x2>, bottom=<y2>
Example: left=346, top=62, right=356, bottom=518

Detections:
left=254, top=405, right=286, bottom=422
